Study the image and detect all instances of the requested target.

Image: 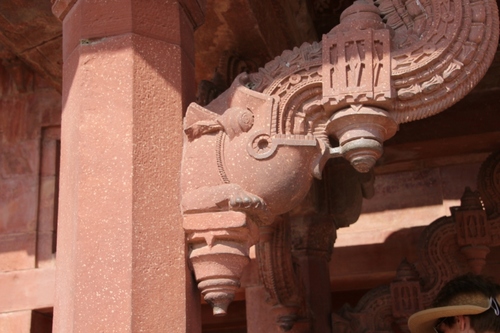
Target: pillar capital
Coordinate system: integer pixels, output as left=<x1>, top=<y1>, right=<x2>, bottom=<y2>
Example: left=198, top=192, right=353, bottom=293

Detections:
left=51, top=0, right=77, bottom=21
left=53, top=0, right=205, bottom=27
left=179, top=0, right=206, bottom=30
left=56, top=0, right=205, bottom=64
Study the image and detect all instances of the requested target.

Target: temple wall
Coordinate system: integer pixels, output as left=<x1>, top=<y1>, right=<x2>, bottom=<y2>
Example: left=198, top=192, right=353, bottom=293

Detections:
left=0, top=59, right=61, bottom=332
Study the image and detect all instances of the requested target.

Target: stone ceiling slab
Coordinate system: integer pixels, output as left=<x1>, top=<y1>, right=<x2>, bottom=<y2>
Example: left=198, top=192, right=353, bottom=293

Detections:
left=0, top=0, right=62, bottom=91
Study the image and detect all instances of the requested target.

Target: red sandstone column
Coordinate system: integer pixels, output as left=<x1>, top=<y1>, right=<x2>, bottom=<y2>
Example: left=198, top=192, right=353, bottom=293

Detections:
left=52, top=1, right=204, bottom=332
left=291, top=215, right=335, bottom=333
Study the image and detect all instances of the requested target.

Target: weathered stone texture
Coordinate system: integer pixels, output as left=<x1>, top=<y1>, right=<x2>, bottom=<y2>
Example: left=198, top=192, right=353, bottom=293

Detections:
left=36, top=127, right=60, bottom=268
left=0, top=177, right=38, bottom=233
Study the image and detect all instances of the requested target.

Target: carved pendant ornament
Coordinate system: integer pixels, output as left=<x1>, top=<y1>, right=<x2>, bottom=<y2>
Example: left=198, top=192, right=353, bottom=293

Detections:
left=181, top=0, right=499, bottom=322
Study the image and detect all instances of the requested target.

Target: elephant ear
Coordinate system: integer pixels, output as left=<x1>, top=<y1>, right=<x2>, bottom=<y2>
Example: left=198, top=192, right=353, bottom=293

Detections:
left=379, top=0, right=499, bottom=123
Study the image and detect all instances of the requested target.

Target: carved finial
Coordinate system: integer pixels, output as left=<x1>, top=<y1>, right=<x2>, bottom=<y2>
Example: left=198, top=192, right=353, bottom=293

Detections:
left=452, top=187, right=492, bottom=274
left=394, top=258, right=420, bottom=282
left=326, top=106, right=398, bottom=173
left=198, top=278, right=239, bottom=316
left=277, top=314, right=297, bottom=332
left=338, top=0, right=386, bottom=30
left=391, top=259, right=423, bottom=318
left=459, top=187, right=483, bottom=210
left=184, top=212, right=254, bottom=316
left=460, top=246, right=491, bottom=275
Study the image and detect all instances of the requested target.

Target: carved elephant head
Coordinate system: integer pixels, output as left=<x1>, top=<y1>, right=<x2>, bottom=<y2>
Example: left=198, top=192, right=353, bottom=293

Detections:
left=181, top=0, right=499, bottom=318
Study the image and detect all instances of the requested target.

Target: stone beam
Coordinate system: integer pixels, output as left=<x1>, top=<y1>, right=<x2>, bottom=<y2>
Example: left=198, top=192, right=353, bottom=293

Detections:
left=0, top=268, right=55, bottom=313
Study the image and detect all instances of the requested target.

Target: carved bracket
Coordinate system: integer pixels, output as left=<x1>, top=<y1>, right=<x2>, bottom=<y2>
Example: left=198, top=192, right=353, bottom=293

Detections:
left=182, top=0, right=499, bottom=317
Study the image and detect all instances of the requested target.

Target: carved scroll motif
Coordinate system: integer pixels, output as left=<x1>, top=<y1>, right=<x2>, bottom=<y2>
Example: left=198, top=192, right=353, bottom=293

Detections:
left=332, top=217, right=463, bottom=333
left=245, top=0, right=499, bottom=124
left=383, top=0, right=499, bottom=122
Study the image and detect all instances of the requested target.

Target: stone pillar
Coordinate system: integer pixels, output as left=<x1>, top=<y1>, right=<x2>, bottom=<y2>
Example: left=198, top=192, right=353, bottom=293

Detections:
left=242, top=257, right=282, bottom=333
left=291, top=216, right=335, bottom=333
left=52, top=1, right=204, bottom=332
